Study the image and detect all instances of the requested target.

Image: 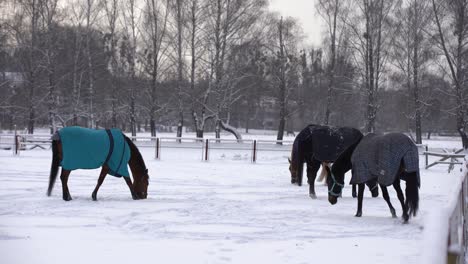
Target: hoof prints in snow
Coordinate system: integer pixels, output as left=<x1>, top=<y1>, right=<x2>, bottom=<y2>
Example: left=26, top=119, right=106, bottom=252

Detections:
left=0, top=145, right=461, bottom=264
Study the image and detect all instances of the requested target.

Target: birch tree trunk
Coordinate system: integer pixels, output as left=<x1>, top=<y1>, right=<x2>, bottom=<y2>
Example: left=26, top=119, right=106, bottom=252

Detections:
left=276, top=17, right=287, bottom=142
left=175, top=0, right=184, bottom=139
left=85, top=0, right=97, bottom=128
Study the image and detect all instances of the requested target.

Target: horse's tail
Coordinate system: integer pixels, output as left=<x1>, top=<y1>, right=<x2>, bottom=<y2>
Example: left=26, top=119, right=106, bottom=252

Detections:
left=405, top=171, right=419, bottom=217
left=47, top=140, right=60, bottom=196
left=317, top=162, right=329, bottom=182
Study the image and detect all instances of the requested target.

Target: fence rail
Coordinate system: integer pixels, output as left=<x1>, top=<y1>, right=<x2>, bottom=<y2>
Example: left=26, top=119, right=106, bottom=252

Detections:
left=1, top=134, right=294, bottom=162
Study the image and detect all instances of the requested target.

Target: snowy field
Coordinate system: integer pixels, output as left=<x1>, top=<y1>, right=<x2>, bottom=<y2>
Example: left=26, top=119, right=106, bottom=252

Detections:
left=0, top=133, right=465, bottom=264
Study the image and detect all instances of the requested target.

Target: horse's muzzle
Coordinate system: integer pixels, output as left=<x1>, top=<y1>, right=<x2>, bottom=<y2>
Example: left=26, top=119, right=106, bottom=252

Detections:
left=328, top=195, right=337, bottom=205
left=133, top=192, right=147, bottom=200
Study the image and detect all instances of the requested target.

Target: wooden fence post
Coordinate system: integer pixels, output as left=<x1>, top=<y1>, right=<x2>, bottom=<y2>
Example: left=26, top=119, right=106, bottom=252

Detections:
left=155, top=137, right=160, bottom=160
left=252, top=140, right=257, bottom=163
left=204, top=139, right=209, bottom=161
left=14, top=125, right=18, bottom=155
left=425, top=145, right=428, bottom=168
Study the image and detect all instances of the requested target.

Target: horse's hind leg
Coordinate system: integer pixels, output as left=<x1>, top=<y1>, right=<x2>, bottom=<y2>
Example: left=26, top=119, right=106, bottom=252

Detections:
left=306, top=159, right=321, bottom=199
left=367, top=179, right=379, bottom=198
left=352, top=184, right=357, bottom=198
left=60, top=169, right=72, bottom=201
left=393, top=179, right=409, bottom=222
left=123, top=177, right=137, bottom=200
left=380, top=184, right=397, bottom=218
left=355, top=183, right=365, bottom=217
left=92, top=167, right=109, bottom=201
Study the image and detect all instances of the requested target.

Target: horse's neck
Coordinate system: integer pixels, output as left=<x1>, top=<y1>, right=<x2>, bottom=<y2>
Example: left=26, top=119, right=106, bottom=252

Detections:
left=129, top=147, right=146, bottom=176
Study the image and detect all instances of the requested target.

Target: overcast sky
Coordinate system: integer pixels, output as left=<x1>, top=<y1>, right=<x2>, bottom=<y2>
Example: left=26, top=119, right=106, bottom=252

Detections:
left=269, top=0, right=324, bottom=47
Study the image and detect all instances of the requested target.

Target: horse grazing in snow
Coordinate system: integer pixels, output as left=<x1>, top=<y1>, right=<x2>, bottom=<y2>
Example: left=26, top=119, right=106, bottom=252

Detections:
left=47, top=126, right=149, bottom=201
left=326, top=133, right=420, bottom=222
left=288, top=124, right=378, bottom=199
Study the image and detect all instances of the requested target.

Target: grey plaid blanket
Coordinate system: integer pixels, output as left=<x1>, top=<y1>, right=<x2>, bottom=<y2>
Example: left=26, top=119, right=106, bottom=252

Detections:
left=350, top=133, right=420, bottom=186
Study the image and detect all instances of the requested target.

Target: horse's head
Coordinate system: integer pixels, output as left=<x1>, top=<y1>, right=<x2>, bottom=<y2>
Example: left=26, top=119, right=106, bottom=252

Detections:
left=133, top=168, right=149, bottom=199
left=325, top=165, right=344, bottom=205
left=288, top=157, right=298, bottom=184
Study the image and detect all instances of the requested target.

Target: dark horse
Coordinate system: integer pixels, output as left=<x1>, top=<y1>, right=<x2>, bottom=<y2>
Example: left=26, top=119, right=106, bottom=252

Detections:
left=326, top=133, right=420, bottom=222
left=288, top=124, right=378, bottom=199
left=47, top=126, right=149, bottom=201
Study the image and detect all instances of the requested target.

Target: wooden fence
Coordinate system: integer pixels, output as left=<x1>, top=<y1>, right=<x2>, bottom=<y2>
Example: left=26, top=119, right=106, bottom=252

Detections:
left=1, top=134, right=293, bottom=162
left=421, top=160, right=467, bottom=264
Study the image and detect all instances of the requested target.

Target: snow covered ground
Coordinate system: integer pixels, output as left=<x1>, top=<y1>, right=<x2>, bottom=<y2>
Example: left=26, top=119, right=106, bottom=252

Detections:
left=0, top=134, right=465, bottom=264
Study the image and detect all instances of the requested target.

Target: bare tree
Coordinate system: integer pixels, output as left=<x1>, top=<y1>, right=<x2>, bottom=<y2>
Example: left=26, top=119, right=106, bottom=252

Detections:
left=14, top=0, right=41, bottom=134
left=264, top=15, right=301, bottom=142
left=392, top=0, right=432, bottom=144
left=85, top=0, right=100, bottom=128
left=141, top=0, right=169, bottom=137
left=317, top=0, right=343, bottom=125
left=39, top=0, right=61, bottom=134
left=121, top=0, right=139, bottom=137
left=204, top=0, right=267, bottom=140
left=187, top=0, right=208, bottom=138
left=347, top=0, right=398, bottom=132
left=431, top=0, right=468, bottom=148
left=67, top=1, right=85, bottom=126
left=102, top=0, right=119, bottom=127
left=170, top=0, right=185, bottom=139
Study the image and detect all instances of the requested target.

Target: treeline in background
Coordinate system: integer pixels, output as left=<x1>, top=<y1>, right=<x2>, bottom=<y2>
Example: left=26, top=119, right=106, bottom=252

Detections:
left=0, top=0, right=467, bottom=147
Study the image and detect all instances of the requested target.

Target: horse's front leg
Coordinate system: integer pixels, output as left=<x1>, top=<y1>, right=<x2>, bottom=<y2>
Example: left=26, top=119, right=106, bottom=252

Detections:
left=393, top=179, right=409, bottom=222
left=380, top=184, right=397, bottom=218
left=352, top=184, right=357, bottom=198
left=307, top=159, right=321, bottom=199
left=92, top=167, right=109, bottom=201
left=123, top=177, right=137, bottom=200
left=355, top=183, right=365, bottom=217
left=60, top=169, right=72, bottom=201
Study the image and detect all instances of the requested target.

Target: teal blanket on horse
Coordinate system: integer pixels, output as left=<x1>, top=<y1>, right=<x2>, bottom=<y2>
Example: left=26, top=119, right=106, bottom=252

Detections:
left=57, top=126, right=131, bottom=178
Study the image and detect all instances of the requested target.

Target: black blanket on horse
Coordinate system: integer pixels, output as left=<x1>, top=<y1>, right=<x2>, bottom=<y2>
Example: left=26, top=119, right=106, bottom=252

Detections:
left=293, top=125, right=363, bottom=177
left=293, top=125, right=363, bottom=161
left=350, top=133, right=420, bottom=186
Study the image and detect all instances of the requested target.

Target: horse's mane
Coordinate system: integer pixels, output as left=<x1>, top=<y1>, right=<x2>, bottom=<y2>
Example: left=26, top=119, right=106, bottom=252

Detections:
left=123, top=135, right=148, bottom=176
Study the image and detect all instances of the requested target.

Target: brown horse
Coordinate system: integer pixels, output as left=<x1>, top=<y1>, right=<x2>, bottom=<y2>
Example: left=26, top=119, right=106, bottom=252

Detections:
left=47, top=128, right=149, bottom=201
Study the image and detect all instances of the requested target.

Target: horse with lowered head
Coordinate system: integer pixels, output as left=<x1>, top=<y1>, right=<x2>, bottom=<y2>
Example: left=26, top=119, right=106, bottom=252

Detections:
left=288, top=124, right=378, bottom=199
left=325, top=132, right=420, bottom=223
left=47, top=126, right=149, bottom=201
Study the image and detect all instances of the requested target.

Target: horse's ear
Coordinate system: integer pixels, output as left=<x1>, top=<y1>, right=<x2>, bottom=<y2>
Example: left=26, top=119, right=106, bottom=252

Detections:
left=145, top=169, right=148, bottom=174
left=288, top=157, right=291, bottom=164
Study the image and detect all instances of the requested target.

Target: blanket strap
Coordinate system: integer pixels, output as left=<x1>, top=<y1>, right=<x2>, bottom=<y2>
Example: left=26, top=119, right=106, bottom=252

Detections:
left=104, top=129, right=114, bottom=166
left=114, top=137, right=127, bottom=177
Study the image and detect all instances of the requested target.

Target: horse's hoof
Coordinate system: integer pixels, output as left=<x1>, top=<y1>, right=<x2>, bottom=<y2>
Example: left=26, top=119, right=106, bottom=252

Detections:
left=309, top=193, right=317, bottom=199
left=352, top=192, right=357, bottom=198
left=63, top=197, right=72, bottom=201
left=403, top=214, right=409, bottom=222
left=92, top=196, right=97, bottom=201
left=355, top=212, right=362, bottom=217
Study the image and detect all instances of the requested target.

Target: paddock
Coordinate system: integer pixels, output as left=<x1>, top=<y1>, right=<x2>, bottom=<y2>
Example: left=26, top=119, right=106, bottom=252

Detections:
left=0, top=134, right=465, bottom=264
